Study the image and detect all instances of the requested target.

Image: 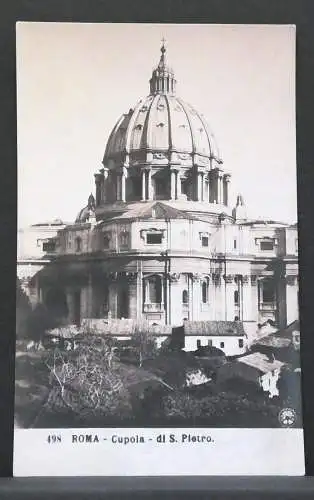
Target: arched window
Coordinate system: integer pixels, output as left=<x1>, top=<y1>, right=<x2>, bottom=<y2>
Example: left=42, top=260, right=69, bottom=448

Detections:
left=182, top=290, right=188, bottom=304
left=144, top=275, right=163, bottom=304
left=75, top=237, right=82, bottom=252
left=234, top=290, right=239, bottom=305
left=120, top=231, right=129, bottom=248
left=202, top=281, right=208, bottom=303
left=103, top=234, right=110, bottom=249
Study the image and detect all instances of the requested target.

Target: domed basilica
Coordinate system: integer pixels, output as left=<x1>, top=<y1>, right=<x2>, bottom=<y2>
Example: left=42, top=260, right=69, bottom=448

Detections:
left=29, top=42, right=299, bottom=349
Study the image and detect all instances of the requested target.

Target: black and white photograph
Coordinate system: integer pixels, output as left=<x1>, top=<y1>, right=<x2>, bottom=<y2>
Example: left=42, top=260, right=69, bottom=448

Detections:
left=14, top=22, right=304, bottom=476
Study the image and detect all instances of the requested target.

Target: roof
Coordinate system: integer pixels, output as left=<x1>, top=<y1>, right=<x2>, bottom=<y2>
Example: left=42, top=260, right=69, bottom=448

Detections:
left=237, top=352, right=285, bottom=374
left=31, top=219, right=66, bottom=227
left=99, top=200, right=233, bottom=222
left=278, top=320, right=300, bottom=336
left=241, top=219, right=288, bottom=227
left=109, top=201, right=198, bottom=221
left=184, top=321, right=246, bottom=337
left=81, top=318, right=172, bottom=336
left=253, top=335, right=291, bottom=349
left=103, top=94, right=221, bottom=164
left=253, top=320, right=300, bottom=349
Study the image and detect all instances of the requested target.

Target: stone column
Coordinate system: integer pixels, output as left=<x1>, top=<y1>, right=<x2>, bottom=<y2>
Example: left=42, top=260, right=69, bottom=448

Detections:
left=169, top=273, right=182, bottom=326
left=211, top=169, right=219, bottom=203
left=137, top=265, right=143, bottom=320
left=127, top=273, right=138, bottom=319
left=223, top=174, right=231, bottom=206
left=219, top=174, right=224, bottom=204
left=176, top=171, right=181, bottom=198
left=148, top=169, right=153, bottom=200
left=108, top=278, right=118, bottom=318
left=191, top=274, right=202, bottom=320
left=141, top=170, right=146, bottom=201
left=223, top=274, right=235, bottom=321
left=102, top=168, right=109, bottom=203
left=116, top=174, right=120, bottom=201
left=94, top=173, right=102, bottom=207
left=212, top=273, right=225, bottom=320
left=250, top=275, right=259, bottom=323
left=121, top=169, right=126, bottom=202
left=197, top=173, right=202, bottom=201
left=171, top=170, right=176, bottom=200
left=241, top=275, right=253, bottom=322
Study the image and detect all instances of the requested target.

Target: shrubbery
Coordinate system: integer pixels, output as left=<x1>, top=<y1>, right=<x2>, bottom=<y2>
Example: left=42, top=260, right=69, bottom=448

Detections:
left=42, top=334, right=133, bottom=420
left=159, top=389, right=281, bottom=427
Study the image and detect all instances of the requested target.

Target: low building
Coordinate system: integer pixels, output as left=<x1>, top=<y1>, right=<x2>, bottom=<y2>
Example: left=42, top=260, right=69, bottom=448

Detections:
left=217, top=352, right=285, bottom=398
left=183, top=320, right=247, bottom=356
left=17, top=219, right=67, bottom=306
left=251, top=319, right=300, bottom=366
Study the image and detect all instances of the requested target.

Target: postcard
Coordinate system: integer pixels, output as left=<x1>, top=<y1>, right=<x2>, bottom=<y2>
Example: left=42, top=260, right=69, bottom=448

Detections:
left=14, top=22, right=304, bottom=476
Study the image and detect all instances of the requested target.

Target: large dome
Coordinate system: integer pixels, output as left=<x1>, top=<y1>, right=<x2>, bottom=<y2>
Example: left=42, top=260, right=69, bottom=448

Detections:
left=103, top=43, right=222, bottom=170
left=104, top=94, right=221, bottom=165
left=91, top=42, right=231, bottom=217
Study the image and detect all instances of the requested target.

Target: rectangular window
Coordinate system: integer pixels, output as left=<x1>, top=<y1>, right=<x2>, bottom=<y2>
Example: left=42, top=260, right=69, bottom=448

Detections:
left=220, top=342, right=225, bottom=349
left=147, top=233, right=163, bottom=244
left=238, top=339, right=244, bottom=348
left=43, top=241, right=56, bottom=252
left=262, top=281, right=275, bottom=303
left=260, top=240, right=274, bottom=251
left=197, top=339, right=201, bottom=348
left=120, top=232, right=129, bottom=247
left=233, top=238, right=237, bottom=249
left=201, top=236, right=209, bottom=247
left=207, top=339, right=213, bottom=347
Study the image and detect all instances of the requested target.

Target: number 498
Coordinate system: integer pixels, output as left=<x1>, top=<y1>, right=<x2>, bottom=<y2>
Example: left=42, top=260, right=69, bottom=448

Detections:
left=47, top=434, right=61, bottom=444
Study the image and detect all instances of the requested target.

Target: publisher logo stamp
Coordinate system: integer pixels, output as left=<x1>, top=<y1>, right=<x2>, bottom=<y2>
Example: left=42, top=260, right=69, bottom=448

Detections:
left=278, top=408, right=297, bottom=428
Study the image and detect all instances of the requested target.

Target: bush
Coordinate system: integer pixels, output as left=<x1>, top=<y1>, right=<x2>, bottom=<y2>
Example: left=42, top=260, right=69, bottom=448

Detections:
left=158, top=389, right=281, bottom=427
left=43, top=335, right=133, bottom=421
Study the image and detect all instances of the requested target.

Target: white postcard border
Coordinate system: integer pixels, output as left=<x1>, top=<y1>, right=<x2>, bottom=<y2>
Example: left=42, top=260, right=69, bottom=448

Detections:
left=14, top=428, right=305, bottom=477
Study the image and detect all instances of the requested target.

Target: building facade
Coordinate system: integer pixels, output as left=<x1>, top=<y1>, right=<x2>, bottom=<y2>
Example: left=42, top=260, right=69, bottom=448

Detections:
left=17, top=219, right=67, bottom=307
left=25, top=43, right=299, bottom=332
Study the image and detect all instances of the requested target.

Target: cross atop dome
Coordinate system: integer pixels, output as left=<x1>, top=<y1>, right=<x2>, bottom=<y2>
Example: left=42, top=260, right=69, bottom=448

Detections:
left=150, top=40, right=177, bottom=95
left=158, top=38, right=166, bottom=69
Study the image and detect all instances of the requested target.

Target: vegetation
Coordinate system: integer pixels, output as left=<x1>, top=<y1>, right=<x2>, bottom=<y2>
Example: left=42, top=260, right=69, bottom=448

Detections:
left=14, top=312, right=301, bottom=429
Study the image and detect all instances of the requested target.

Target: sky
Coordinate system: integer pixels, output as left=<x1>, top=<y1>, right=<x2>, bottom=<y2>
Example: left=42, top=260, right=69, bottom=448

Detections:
left=16, top=23, right=297, bottom=227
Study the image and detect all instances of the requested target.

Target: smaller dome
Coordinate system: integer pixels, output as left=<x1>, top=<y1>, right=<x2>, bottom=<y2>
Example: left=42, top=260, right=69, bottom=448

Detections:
left=75, top=193, right=96, bottom=223
left=75, top=206, right=92, bottom=223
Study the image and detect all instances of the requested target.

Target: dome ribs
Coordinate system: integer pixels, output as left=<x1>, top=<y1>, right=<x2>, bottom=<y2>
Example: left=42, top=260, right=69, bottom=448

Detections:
left=125, top=98, right=145, bottom=155
left=164, top=95, right=173, bottom=153
left=176, top=97, right=196, bottom=155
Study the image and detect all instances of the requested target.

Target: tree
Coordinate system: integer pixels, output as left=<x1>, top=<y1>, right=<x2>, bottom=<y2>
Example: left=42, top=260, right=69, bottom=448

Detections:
left=130, top=327, right=158, bottom=367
